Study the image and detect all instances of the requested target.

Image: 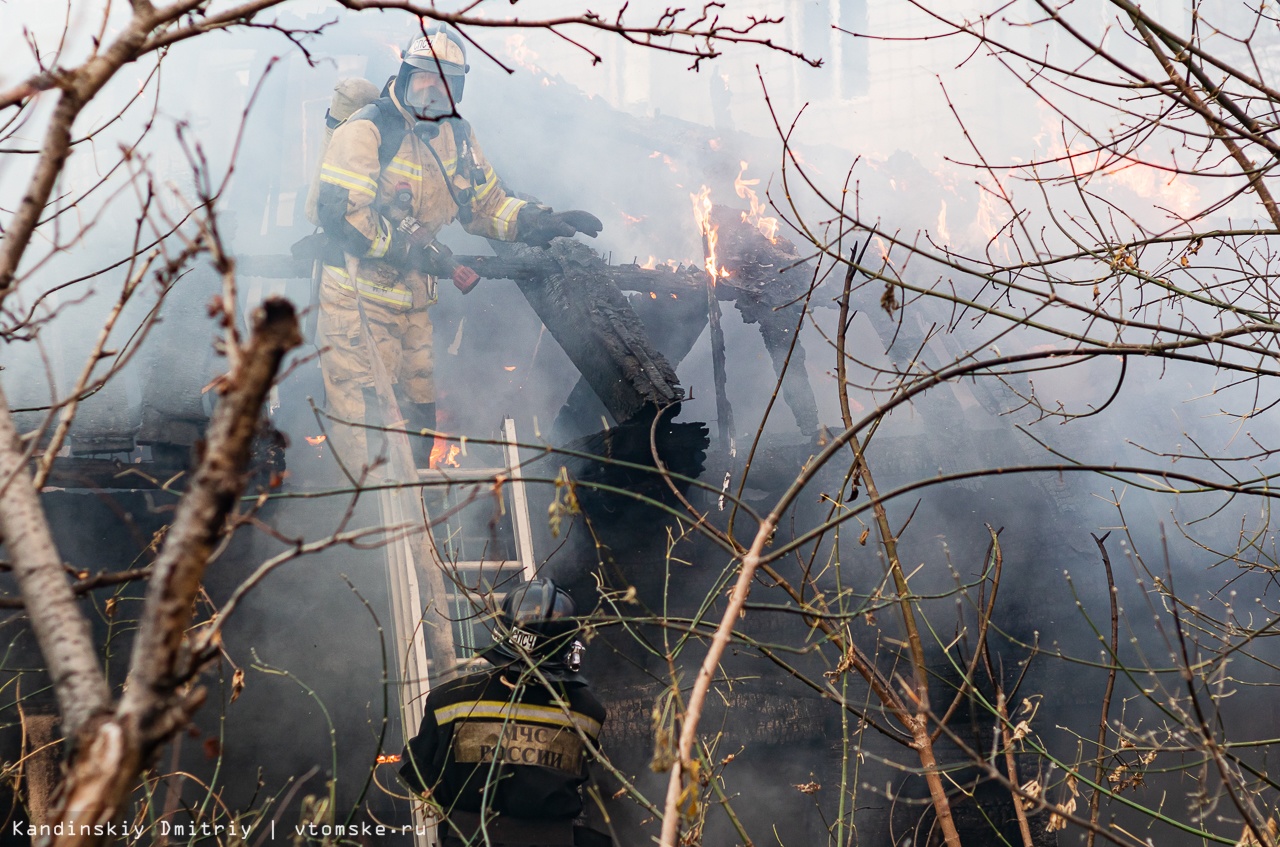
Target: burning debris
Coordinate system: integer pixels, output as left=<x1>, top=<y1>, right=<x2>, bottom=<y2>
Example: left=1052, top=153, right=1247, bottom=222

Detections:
left=485, top=237, right=685, bottom=426
left=733, top=162, right=781, bottom=244
left=690, top=191, right=822, bottom=440
left=691, top=185, right=736, bottom=454
left=428, top=435, right=461, bottom=469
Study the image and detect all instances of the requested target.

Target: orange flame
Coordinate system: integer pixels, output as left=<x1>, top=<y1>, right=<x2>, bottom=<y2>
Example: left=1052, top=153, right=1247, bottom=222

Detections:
left=304, top=434, right=327, bottom=446
left=640, top=256, right=681, bottom=271
left=649, top=151, right=677, bottom=171
left=691, top=185, right=727, bottom=281
left=376, top=754, right=401, bottom=764
left=428, top=436, right=461, bottom=469
left=734, top=162, right=779, bottom=243
left=621, top=212, right=645, bottom=225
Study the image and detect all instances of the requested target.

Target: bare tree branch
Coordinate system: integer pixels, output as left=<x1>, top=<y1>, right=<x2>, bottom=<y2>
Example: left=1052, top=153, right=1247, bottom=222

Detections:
left=0, top=390, right=112, bottom=736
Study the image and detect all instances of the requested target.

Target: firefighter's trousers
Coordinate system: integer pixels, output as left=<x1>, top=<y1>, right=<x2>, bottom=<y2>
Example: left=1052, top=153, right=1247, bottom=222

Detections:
left=317, top=274, right=434, bottom=472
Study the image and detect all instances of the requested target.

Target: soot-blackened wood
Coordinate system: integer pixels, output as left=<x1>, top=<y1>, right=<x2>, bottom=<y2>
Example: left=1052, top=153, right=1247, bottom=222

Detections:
left=239, top=250, right=710, bottom=299
left=603, top=681, right=828, bottom=750
left=710, top=205, right=822, bottom=436
left=554, top=280, right=709, bottom=439
left=489, top=239, right=684, bottom=424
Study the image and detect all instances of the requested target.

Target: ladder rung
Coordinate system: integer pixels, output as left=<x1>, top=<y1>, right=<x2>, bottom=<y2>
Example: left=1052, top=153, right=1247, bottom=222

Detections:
left=416, top=467, right=510, bottom=480
left=445, top=560, right=524, bottom=572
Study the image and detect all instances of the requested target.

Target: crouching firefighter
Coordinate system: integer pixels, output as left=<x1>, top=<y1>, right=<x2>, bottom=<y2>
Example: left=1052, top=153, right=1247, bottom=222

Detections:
left=400, top=579, right=612, bottom=847
left=314, top=25, right=603, bottom=470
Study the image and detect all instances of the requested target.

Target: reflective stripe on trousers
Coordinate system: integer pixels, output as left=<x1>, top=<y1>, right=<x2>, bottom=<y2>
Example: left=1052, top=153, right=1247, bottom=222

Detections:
left=322, top=265, right=413, bottom=310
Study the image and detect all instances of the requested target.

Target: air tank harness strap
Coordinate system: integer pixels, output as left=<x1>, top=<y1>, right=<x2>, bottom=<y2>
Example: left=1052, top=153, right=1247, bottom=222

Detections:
left=414, top=118, right=483, bottom=225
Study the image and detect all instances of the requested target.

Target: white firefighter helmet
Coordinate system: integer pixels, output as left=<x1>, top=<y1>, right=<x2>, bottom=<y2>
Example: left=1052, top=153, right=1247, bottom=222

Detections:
left=395, top=25, right=469, bottom=117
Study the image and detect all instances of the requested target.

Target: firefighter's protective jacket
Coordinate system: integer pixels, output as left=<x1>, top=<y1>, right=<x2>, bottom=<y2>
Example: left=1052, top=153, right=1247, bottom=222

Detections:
left=315, top=89, right=527, bottom=311
left=399, top=666, right=607, bottom=821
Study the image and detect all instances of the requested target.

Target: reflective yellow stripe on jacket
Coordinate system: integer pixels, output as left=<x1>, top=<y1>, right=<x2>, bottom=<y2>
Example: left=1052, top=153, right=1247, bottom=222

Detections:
left=368, top=217, right=393, bottom=259
left=491, top=197, right=523, bottom=241
left=319, top=163, right=378, bottom=198
left=323, top=265, right=412, bottom=311
left=386, top=156, right=423, bottom=183
left=434, top=699, right=603, bottom=738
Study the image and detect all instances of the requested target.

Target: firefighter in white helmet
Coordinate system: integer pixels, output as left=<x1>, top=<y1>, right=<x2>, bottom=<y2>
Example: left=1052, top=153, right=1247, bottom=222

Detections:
left=314, top=24, right=603, bottom=470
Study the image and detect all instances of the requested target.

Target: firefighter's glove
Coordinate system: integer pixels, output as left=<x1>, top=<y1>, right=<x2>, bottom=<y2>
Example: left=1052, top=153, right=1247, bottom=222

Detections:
left=290, top=232, right=329, bottom=265
left=389, top=216, right=435, bottom=268
left=516, top=205, right=604, bottom=248
left=402, top=233, right=481, bottom=294
left=411, top=236, right=453, bottom=276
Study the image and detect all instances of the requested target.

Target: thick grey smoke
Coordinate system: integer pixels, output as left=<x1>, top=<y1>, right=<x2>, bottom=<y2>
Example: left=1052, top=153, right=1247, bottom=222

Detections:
left=3, top=3, right=1280, bottom=846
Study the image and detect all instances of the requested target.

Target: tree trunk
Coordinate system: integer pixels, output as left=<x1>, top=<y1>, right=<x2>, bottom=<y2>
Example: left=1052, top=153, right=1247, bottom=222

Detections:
left=34, top=297, right=301, bottom=847
left=0, top=390, right=112, bottom=736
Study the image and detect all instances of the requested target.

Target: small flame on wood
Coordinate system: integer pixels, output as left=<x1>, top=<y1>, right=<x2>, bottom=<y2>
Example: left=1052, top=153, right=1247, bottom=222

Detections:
left=734, top=161, right=779, bottom=243
left=429, top=437, right=462, bottom=469
left=640, top=256, right=681, bottom=271
left=650, top=150, right=677, bottom=171
left=690, top=185, right=723, bottom=281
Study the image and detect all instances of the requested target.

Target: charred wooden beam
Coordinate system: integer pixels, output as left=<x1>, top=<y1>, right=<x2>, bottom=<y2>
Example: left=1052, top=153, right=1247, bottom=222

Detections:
left=603, top=682, right=830, bottom=749
left=239, top=248, right=709, bottom=294
left=553, top=284, right=710, bottom=439
left=487, top=239, right=685, bottom=424
left=533, top=412, right=708, bottom=522
left=710, top=205, right=822, bottom=436
left=37, top=418, right=285, bottom=493
left=37, top=458, right=176, bottom=491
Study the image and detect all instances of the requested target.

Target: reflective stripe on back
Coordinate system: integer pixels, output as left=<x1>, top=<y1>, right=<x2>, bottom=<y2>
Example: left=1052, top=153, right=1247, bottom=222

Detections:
left=434, top=699, right=602, bottom=738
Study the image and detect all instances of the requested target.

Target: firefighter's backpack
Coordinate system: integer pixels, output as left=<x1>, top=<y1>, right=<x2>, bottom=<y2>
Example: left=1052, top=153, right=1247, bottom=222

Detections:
left=303, top=78, right=381, bottom=226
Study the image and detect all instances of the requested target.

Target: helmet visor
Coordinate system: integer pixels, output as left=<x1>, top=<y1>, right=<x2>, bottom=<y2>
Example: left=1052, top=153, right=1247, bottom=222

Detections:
left=401, top=69, right=464, bottom=115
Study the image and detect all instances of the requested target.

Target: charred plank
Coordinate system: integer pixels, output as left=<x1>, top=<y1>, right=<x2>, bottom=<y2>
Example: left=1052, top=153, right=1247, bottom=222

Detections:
left=489, top=239, right=685, bottom=424
left=710, top=205, right=822, bottom=436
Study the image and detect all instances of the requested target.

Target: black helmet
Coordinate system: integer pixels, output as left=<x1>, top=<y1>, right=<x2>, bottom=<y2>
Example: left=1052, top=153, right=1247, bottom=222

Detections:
left=394, top=24, right=469, bottom=120
left=484, top=579, right=583, bottom=673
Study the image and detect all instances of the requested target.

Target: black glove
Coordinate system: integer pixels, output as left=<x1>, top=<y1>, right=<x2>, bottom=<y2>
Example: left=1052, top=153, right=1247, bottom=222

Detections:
left=516, top=205, right=603, bottom=248
left=387, top=216, right=434, bottom=267
left=403, top=233, right=481, bottom=294
left=290, top=231, right=330, bottom=264
left=408, top=237, right=454, bottom=277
